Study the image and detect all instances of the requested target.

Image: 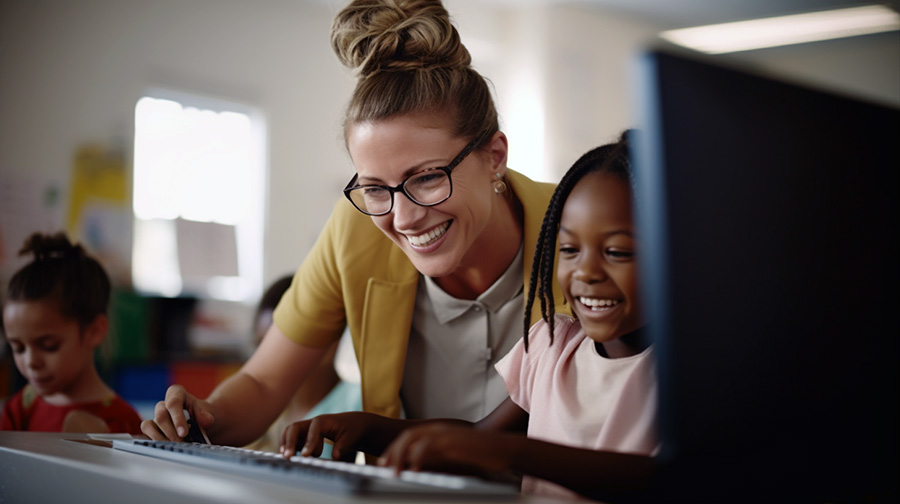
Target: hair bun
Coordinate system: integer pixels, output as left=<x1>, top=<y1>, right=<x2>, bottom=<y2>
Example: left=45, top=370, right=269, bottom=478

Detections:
left=331, top=0, right=471, bottom=77
left=19, top=232, right=80, bottom=261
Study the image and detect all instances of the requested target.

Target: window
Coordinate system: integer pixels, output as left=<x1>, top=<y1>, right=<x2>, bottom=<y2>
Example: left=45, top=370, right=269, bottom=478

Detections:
left=132, top=89, right=265, bottom=302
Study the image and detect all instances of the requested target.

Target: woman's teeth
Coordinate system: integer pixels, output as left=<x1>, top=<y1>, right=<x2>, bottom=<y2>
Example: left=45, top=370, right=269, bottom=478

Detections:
left=579, top=297, right=620, bottom=310
left=408, top=222, right=450, bottom=247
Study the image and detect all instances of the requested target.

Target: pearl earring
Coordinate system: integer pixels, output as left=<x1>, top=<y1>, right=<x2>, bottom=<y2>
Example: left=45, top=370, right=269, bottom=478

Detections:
left=493, top=172, right=507, bottom=194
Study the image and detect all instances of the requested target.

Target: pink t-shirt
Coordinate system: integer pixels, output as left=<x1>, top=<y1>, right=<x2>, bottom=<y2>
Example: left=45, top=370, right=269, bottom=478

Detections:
left=495, top=315, right=658, bottom=498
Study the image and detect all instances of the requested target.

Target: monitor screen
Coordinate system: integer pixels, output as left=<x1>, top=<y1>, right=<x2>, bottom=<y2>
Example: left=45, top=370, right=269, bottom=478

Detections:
left=633, top=48, right=899, bottom=501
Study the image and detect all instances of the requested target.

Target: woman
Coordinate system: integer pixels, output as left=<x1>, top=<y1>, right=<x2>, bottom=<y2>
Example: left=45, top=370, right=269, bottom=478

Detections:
left=142, top=0, right=563, bottom=446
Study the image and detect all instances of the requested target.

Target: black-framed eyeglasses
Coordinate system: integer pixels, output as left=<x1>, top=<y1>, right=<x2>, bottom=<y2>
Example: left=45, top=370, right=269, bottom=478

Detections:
left=342, top=139, right=479, bottom=216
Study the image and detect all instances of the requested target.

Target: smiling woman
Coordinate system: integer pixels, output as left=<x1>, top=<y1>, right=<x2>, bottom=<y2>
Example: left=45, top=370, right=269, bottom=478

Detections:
left=141, top=0, right=564, bottom=449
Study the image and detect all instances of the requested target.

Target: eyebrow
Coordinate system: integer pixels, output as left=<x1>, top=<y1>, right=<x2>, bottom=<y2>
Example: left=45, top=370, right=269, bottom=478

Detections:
left=558, top=227, right=635, bottom=238
left=7, top=334, right=60, bottom=345
left=356, top=158, right=451, bottom=185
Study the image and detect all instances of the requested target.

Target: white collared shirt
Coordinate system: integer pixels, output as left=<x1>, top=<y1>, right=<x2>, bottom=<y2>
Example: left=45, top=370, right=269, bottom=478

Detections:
left=401, top=245, right=525, bottom=421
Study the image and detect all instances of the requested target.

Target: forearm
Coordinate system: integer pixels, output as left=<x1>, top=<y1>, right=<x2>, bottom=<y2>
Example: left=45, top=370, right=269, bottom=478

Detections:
left=210, top=326, right=332, bottom=446
left=204, top=371, right=289, bottom=446
left=504, top=435, right=655, bottom=501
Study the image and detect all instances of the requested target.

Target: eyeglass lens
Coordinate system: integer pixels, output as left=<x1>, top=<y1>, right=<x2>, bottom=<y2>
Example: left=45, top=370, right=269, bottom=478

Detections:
left=348, top=169, right=451, bottom=215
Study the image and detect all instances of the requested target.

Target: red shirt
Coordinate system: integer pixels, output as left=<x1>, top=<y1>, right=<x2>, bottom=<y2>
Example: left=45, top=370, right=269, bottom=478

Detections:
left=1, top=385, right=143, bottom=434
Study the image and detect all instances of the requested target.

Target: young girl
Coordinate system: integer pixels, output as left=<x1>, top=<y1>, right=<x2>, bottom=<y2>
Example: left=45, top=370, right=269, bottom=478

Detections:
left=282, top=131, right=657, bottom=501
left=1, top=232, right=142, bottom=434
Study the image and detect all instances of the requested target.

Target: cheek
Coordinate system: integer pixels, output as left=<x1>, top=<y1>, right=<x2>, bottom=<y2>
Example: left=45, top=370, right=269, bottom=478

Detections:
left=619, top=269, right=639, bottom=302
left=448, top=179, right=490, bottom=223
left=617, top=270, right=642, bottom=316
left=371, top=215, right=397, bottom=239
left=556, top=263, right=574, bottom=301
left=12, top=353, right=27, bottom=370
left=48, top=349, right=79, bottom=374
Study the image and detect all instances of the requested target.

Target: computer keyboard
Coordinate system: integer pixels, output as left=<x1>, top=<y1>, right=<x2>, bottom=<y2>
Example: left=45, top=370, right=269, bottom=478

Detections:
left=111, top=439, right=518, bottom=497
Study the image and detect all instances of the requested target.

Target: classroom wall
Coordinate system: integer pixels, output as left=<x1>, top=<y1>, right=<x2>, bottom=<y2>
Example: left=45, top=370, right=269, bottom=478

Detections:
left=0, top=0, right=353, bottom=288
left=1, top=0, right=898, bottom=352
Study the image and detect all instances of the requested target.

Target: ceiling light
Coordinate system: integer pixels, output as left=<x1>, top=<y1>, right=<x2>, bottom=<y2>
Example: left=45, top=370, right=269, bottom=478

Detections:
left=660, top=5, right=900, bottom=54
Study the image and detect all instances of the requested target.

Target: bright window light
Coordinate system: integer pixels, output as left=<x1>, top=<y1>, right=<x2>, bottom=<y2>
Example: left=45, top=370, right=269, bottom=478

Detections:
left=660, top=5, right=900, bottom=54
left=133, top=90, right=265, bottom=302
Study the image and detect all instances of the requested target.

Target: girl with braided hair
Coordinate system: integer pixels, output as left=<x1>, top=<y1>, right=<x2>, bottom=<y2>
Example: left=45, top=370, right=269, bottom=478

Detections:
left=1, top=232, right=142, bottom=433
left=286, top=132, right=657, bottom=501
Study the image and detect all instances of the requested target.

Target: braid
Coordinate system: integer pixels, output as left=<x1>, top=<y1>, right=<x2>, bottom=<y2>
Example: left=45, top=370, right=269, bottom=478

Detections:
left=523, top=194, right=560, bottom=351
left=523, top=130, right=634, bottom=351
left=523, top=225, right=544, bottom=352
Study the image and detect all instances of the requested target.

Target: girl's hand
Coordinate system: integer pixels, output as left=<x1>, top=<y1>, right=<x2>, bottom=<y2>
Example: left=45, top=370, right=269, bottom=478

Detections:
left=280, top=412, right=368, bottom=461
left=281, top=412, right=400, bottom=461
left=141, top=385, right=216, bottom=441
left=378, top=423, right=515, bottom=477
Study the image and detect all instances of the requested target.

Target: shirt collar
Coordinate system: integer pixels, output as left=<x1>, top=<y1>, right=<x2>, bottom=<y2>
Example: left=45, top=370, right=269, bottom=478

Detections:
left=422, top=243, right=524, bottom=324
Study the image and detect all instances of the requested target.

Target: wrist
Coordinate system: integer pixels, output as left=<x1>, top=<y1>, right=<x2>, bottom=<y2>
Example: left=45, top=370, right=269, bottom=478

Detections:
left=496, top=431, right=526, bottom=475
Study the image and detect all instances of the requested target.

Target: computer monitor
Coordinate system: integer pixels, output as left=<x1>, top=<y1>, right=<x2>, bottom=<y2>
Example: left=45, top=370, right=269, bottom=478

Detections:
left=633, top=48, right=899, bottom=501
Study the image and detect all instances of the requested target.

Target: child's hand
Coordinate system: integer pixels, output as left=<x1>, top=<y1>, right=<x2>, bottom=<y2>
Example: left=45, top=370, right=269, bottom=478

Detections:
left=280, top=412, right=373, bottom=461
left=378, top=423, right=514, bottom=477
left=62, top=410, right=110, bottom=433
left=281, top=411, right=410, bottom=462
left=141, top=384, right=216, bottom=442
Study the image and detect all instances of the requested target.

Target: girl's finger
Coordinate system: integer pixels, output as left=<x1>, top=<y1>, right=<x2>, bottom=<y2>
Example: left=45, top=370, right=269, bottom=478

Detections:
left=406, top=435, right=433, bottom=472
left=381, top=430, right=417, bottom=475
left=279, top=422, right=295, bottom=457
left=301, top=418, right=325, bottom=458
left=281, top=421, right=308, bottom=458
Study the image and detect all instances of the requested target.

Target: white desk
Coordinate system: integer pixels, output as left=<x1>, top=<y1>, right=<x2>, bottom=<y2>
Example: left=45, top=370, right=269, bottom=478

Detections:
left=0, top=432, right=585, bottom=504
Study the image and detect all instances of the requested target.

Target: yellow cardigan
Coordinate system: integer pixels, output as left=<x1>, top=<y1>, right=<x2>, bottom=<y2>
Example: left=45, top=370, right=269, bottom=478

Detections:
left=273, top=169, right=564, bottom=418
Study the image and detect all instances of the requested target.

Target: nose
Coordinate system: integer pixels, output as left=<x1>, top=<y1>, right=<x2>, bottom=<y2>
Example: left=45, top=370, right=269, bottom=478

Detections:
left=23, top=348, right=44, bottom=370
left=573, top=251, right=608, bottom=284
left=390, top=192, right=428, bottom=230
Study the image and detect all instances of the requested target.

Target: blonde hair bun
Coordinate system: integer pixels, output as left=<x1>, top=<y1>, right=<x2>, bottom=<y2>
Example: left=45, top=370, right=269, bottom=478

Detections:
left=331, top=0, right=471, bottom=77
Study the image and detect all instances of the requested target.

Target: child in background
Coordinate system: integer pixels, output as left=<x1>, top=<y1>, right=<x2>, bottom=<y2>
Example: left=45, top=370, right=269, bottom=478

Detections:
left=244, top=275, right=361, bottom=455
left=283, top=131, right=657, bottom=501
left=1, top=232, right=142, bottom=433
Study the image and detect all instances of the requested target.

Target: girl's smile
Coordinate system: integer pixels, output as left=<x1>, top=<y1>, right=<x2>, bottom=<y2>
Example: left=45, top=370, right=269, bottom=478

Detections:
left=576, top=296, right=623, bottom=313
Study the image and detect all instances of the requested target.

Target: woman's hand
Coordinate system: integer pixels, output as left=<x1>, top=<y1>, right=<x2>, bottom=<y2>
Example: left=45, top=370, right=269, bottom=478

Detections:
left=141, top=385, right=216, bottom=441
left=281, top=412, right=408, bottom=461
left=378, top=423, right=516, bottom=478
